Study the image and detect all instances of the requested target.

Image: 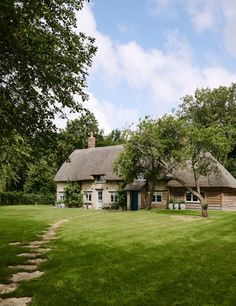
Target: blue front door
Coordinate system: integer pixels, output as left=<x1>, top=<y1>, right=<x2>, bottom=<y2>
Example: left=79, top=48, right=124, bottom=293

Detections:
left=131, top=191, right=139, bottom=210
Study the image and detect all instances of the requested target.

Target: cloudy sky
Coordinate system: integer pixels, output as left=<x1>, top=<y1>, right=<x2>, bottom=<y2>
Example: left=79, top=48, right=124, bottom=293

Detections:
left=64, top=0, right=236, bottom=133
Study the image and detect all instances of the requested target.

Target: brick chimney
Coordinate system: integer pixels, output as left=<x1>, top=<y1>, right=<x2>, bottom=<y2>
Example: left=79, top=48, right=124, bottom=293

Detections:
left=88, top=132, right=96, bottom=148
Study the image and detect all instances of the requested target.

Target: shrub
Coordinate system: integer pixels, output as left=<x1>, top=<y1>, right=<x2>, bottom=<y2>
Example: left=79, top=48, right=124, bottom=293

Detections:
left=64, top=182, right=83, bottom=208
left=0, top=192, right=55, bottom=205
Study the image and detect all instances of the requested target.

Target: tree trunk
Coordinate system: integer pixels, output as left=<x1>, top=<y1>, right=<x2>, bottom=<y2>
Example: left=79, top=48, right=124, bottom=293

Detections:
left=201, top=206, right=208, bottom=217
left=170, top=176, right=209, bottom=218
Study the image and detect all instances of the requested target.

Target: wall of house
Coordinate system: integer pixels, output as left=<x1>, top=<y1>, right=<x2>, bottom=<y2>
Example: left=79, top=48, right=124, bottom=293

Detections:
left=82, top=180, right=122, bottom=209
left=169, top=187, right=223, bottom=210
left=56, top=180, right=122, bottom=209
left=222, top=188, right=236, bottom=211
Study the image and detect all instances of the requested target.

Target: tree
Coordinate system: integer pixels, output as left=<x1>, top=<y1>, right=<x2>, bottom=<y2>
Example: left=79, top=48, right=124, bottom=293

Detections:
left=178, top=84, right=236, bottom=174
left=167, top=125, right=230, bottom=217
left=0, top=133, right=30, bottom=192
left=0, top=0, right=97, bottom=191
left=23, top=156, right=57, bottom=195
left=0, top=0, right=96, bottom=142
left=114, top=116, right=187, bottom=208
left=101, top=129, right=127, bottom=147
left=114, top=115, right=230, bottom=217
left=56, top=112, right=104, bottom=167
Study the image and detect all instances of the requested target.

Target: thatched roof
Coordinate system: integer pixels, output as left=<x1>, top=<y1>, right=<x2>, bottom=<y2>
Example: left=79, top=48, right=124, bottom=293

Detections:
left=167, top=154, right=236, bottom=189
left=55, top=145, right=236, bottom=189
left=54, top=145, right=123, bottom=182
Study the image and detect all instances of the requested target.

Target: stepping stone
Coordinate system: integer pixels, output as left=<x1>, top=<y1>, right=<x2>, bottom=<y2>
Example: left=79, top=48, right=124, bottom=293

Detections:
left=8, top=242, right=21, bottom=246
left=0, top=283, right=18, bottom=295
left=17, top=253, right=40, bottom=258
left=34, top=248, right=51, bottom=254
left=27, top=258, right=48, bottom=265
left=0, top=297, right=32, bottom=306
left=10, top=271, right=44, bottom=282
left=29, top=240, right=49, bottom=246
left=8, top=265, right=38, bottom=272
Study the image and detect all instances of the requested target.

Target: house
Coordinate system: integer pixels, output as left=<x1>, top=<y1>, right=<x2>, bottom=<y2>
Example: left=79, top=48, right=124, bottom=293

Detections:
left=54, top=135, right=236, bottom=211
left=54, top=134, right=123, bottom=209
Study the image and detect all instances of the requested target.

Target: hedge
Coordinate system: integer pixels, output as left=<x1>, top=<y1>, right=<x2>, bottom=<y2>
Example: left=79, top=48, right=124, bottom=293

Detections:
left=0, top=192, right=55, bottom=205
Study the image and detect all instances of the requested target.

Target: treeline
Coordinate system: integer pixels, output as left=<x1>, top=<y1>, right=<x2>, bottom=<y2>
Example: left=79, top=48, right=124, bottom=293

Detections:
left=1, top=84, right=236, bottom=200
left=0, top=111, right=127, bottom=197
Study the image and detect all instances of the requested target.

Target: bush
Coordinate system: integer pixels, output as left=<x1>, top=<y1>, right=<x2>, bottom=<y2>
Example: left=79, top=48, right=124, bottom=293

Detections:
left=64, top=182, right=83, bottom=208
left=0, top=192, right=55, bottom=205
left=116, top=189, right=127, bottom=210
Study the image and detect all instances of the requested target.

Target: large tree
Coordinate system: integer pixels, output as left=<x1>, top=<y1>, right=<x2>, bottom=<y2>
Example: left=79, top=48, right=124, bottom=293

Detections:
left=114, top=116, right=187, bottom=209
left=178, top=84, right=236, bottom=175
left=0, top=0, right=96, bottom=191
left=114, top=116, right=230, bottom=217
left=0, top=0, right=96, bottom=141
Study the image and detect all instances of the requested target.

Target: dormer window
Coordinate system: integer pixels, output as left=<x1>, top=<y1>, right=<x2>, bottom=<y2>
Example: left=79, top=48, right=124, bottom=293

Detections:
left=95, top=175, right=106, bottom=183
left=136, top=173, right=145, bottom=181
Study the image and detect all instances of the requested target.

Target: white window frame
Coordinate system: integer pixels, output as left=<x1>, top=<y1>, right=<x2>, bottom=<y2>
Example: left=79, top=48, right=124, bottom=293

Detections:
left=58, top=192, right=66, bottom=201
left=97, top=190, right=103, bottom=203
left=85, top=191, right=92, bottom=203
left=152, top=192, right=162, bottom=203
left=95, top=175, right=106, bottom=184
left=110, top=192, right=117, bottom=203
left=185, top=192, right=204, bottom=203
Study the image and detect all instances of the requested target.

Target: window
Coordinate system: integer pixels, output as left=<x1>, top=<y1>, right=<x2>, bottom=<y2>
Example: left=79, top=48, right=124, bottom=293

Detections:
left=98, top=190, right=103, bottom=202
left=136, top=173, right=145, bottom=181
left=152, top=192, right=162, bottom=203
left=85, top=192, right=92, bottom=203
left=95, top=175, right=106, bottom=183
left=110, top=192, right=117, bottom=203
left=185, top=192, right=204, bottom=202
left=59, top=192, right=66, bottom=201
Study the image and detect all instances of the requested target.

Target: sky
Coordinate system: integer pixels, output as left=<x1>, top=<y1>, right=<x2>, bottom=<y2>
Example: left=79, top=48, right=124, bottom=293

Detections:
left=60, top=0, right=236, bottom=133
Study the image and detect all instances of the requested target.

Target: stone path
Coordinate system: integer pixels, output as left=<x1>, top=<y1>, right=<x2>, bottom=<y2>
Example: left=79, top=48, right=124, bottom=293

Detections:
left=0, top=219, right=68, bottom=306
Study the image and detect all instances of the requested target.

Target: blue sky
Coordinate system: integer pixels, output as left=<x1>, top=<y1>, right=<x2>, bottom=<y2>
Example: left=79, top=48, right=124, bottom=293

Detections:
left=64, top=0, right=236, bottom=133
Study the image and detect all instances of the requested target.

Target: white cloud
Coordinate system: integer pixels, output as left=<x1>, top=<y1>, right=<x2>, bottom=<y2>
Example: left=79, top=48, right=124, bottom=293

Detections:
left=55, top=93, right=139, bottom=134
left=187, top=0, right=219, bottom=32
left=146, top=0, right=180, bottom=16
left=76, top=4, right=121, bottom=86
left=72, top=2, right=236, bottom=129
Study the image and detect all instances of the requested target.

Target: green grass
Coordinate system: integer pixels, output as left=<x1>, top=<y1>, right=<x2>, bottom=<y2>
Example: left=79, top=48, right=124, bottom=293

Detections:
left=1, top=206, right=236, bottom=305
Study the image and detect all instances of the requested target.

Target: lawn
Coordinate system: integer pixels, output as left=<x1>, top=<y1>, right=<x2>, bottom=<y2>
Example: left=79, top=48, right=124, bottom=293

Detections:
left=1, top=206, right=236, bottom=305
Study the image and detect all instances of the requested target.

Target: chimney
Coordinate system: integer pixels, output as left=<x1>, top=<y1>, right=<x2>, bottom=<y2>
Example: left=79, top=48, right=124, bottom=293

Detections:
left=88, top=132, right=96, bottom=148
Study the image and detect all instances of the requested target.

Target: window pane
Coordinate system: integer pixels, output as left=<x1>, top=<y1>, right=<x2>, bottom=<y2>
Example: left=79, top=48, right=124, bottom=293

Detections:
left=186, top=192, right=192, bottom=201
left=152, top=194, right=156, bottom=202
left=98, top=191, right=103, bottom=201
left=156, top=194, right=162, bottom=202
left=192, top=194, right=199, bottom=202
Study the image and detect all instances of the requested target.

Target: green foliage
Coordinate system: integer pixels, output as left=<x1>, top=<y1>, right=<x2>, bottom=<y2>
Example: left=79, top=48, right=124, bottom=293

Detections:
left=178, top=84, right=236, bottom=175
left=100, top=129, right=127, bottom=147
left=0, top=192, right=54, bottom=205
left=64, top=182, right=83, bottom=208
left=0, top=0, right=96, bottom=143
left=23, top=157, right=57, bottom=194
left=114, top=115, right=187, bottom=207
left=116, top=188, right=127, bottom=210
left=0, top=0, right=96, bottom=191
left=56, top=112, right=104, bottom=167
left=0, top=133, right=31, bottom=191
